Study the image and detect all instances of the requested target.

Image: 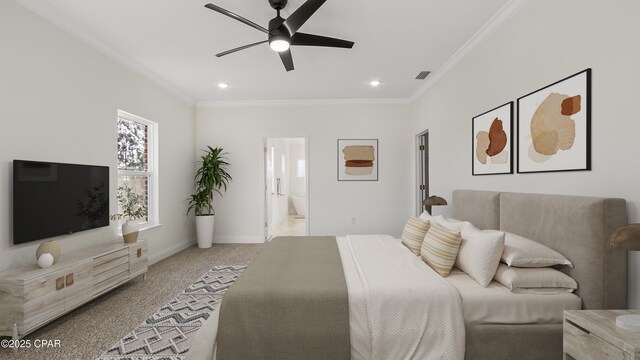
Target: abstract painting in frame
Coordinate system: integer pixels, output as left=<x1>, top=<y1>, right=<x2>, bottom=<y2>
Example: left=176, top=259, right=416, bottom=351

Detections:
left=472, top=102, right=513, bottom=175
left=517, top=68, right=591, bottom=173
left=337, top=139, right=378, bottom=181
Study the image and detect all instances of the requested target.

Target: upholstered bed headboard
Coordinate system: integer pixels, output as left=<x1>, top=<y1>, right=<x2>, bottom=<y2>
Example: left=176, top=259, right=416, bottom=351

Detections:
left=452, top=190, right=501, bottom=230
left=452, top=190, right=627, bottom=310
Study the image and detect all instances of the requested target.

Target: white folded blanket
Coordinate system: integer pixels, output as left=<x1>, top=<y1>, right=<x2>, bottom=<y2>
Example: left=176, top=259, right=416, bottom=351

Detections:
left=338, top=235, right=465, bottom=360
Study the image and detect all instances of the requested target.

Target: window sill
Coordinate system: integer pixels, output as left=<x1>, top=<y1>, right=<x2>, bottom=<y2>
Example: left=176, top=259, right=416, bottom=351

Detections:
left=117, top=223, right=163, bottom=237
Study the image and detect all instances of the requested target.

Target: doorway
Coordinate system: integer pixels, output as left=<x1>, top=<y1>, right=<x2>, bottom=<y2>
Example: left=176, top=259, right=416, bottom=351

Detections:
left=416, top=130, right=429, bottom=214
left=264, top=137, right=308, bottom=241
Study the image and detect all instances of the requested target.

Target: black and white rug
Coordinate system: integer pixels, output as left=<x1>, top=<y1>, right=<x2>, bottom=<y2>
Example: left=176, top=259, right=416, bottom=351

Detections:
left=98, top=265, right=246, bottom=360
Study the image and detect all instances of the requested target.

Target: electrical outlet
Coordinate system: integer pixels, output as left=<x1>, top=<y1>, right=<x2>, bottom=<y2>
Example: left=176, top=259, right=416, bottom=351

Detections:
left=351, top=217, right=357, bottom=224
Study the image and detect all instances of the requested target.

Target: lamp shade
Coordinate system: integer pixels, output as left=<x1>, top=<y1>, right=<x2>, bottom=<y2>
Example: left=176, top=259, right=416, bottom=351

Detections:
left=423, top=196, right=448, bottom=207
left=608, top=224, right=640, bottom=251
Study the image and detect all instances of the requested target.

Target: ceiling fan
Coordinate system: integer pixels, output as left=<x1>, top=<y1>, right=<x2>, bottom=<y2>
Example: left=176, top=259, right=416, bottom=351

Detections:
left=204, top=0, right=354, bottom=71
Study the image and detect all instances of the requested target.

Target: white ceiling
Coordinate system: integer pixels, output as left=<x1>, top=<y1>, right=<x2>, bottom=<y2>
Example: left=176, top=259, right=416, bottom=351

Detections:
left=16, top=0, right=510, bottom=103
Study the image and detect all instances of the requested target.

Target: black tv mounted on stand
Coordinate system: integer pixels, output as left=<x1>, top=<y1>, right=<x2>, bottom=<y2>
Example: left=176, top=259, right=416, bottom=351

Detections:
left=13, top=160, right=109, bottom=244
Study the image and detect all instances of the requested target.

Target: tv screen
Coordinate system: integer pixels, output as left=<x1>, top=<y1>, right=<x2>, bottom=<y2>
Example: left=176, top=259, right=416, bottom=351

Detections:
left=13, top=160, right=109, bottom=244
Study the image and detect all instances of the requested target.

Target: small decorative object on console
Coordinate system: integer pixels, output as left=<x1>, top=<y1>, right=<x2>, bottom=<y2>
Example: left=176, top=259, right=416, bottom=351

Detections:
left=111, top=184, right=148, bottom=244
left=35, top=240, right=61, bottom=268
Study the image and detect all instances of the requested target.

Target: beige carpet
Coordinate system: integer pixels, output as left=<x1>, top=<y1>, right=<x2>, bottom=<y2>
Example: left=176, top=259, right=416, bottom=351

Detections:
left=0, top=243, right=265, bottom=360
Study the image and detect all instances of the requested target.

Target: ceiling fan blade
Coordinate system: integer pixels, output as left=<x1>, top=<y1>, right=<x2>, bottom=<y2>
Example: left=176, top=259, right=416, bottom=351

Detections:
left=291, top=32, right=354, bottom=48
left=278, top=49, right=294, bottom=72
left=204, top=3, right=270, bottom=34
left=216, top=40, right=268, bottom=57
left=282, top=0, right=326, bottom=35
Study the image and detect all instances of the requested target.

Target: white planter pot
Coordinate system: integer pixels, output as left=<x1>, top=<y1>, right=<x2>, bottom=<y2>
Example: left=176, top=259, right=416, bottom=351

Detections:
left=196, top=215, right=214, bottom=249
left=122, top=220, right=139, bottom=243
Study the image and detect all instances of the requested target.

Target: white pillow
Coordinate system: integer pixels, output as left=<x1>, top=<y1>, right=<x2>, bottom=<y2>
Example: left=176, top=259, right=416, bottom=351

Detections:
left=502, top=232, right=573, bottom=268
left=494, top=263, right=577, bottom=293
left=433, top=217, right=468, bottom=233
left=418, top=211, right=442, bottom=222
left=455, top=223, right=505, bottom=287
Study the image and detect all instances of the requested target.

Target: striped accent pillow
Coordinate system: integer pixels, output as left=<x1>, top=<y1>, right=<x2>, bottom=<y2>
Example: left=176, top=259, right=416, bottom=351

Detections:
left=421, top=222, right=463, bottom=276
left=401, top=217, right=430, bottom=255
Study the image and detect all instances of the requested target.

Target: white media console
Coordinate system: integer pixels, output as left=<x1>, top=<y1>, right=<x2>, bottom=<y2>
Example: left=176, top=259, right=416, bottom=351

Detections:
left=0, top=240, right=148, bottom=340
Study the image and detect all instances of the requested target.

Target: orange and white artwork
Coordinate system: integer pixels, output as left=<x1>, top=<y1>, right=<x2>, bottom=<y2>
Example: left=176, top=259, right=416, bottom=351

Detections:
left=472, top=102, right=513, bottom=175
left=338, top=139, right=378, bottom=181
left=517, top=69, right=591, bottom=173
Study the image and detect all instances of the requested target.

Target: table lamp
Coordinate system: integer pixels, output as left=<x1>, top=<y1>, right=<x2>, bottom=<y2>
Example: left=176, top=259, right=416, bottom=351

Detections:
left=423, top=195, right=447, bottom=215
left=608, top=224, right=640, bottom=332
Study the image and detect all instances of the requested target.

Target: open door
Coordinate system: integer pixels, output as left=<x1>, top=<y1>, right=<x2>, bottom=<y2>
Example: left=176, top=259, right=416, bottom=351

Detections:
left=264, top=138, right=307, bottom=241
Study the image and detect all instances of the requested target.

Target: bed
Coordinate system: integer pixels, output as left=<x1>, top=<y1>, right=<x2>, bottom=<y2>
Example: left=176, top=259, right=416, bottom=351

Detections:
left=452, top=190, right=627, bottom=360
left=190, top=190, right=627, bottom=360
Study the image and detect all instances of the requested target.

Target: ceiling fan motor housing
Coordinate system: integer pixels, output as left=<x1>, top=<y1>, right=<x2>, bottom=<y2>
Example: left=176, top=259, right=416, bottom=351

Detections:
left=268, top=17, right=290, bottom=37
left=205, top=0, right=354, bottom=71
left=269, top=0, right=288, bottom=10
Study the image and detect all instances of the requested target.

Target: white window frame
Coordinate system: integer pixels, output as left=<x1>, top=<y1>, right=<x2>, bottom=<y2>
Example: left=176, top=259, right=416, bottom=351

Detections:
left=117, top=110, right=160, bottom=230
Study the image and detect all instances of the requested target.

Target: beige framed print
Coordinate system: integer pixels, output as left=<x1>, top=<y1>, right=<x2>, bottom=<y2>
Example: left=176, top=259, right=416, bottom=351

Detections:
left=337, top=139, right=378, bottom=181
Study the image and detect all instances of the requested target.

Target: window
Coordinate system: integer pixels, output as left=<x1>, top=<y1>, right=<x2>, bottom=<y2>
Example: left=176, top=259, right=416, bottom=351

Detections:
left=116, top=110, right=159, bottom=229
left=297, top=160, right=305, bottom=178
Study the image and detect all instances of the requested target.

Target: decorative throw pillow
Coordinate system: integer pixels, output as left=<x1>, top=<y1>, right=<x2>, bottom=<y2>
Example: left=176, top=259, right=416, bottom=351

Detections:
left=455, top=223, right=505, bottom=287
left=401, top=216, right=430, bottom=255
left=494, top=263, right=577, bottom=293
left=420, top=222, right=462, bottom=277
left=502, top=232, right=573, bottom=268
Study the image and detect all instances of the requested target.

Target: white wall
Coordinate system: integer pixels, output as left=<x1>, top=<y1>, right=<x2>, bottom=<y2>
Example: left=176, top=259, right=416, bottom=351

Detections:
left=410, top=0, right=640, bottom=308
left=196, top=103, right=413, bottom=243
left=0, top=0, right=196, bottom=271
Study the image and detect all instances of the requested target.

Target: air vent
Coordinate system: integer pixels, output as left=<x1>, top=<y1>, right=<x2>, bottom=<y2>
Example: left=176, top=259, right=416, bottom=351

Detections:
left=415, top=71, right=431, bottom=80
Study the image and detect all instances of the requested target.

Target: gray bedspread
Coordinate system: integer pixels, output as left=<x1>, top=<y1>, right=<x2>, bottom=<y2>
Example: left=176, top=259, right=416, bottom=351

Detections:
left=216, top=236, right=350, bottom=360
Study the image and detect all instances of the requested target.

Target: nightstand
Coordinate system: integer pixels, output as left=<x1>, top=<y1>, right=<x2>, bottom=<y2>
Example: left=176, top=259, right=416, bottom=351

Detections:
left=564, top=310, right=640, bottom=360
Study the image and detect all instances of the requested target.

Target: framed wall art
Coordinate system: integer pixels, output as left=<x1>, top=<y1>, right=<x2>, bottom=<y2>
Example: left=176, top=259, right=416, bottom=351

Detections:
left=337, top=139, right=378, bottom=181
left=517, top=68, right=591, bottom=173
left=472, top=101, right=513, bottom=175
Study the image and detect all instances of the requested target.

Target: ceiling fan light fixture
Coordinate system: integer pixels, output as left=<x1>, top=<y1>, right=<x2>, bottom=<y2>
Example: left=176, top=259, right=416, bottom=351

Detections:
left=269, top=37, right=290, bottom=52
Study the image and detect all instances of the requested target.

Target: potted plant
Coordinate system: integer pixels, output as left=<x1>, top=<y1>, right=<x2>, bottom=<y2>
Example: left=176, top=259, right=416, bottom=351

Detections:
left=111, top=184, right=148, bottom=243
left=188, top=146, right=232, bottom=248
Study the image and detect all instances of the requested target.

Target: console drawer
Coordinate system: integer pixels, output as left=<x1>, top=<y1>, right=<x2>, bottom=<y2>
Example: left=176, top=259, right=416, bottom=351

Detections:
left=93, top=248, right=129, bottom=269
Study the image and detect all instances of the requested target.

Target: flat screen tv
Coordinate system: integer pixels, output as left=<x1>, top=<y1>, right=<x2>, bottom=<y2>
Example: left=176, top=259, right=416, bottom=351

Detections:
left=13, top=160, right=109, bottom=244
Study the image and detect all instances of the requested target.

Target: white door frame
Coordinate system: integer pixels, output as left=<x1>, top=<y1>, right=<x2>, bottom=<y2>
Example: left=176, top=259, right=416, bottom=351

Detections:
left=261, top=135, right=310, bottom=242
left=415, top=129, right=429, bottom=216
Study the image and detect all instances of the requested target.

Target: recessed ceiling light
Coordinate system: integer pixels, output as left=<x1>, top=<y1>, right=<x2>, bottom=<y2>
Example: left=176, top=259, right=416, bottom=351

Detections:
left=218, top=83, right=228, bottom=89
left=369, top=80, right=381, bottom=87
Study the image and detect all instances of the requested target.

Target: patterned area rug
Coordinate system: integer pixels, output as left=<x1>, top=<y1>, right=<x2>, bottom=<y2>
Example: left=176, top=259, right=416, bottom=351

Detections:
left=98, top=265, right=246, bottom=360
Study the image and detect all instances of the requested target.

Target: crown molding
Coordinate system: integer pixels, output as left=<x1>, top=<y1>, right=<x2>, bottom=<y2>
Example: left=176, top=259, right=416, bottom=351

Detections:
left=14, top=0, right=195, bottom=106
left=408, top=0, right=532, bottom=103
left=196, top=97, right=412, bottom=108
left=15, top=0, right=530, bottom=107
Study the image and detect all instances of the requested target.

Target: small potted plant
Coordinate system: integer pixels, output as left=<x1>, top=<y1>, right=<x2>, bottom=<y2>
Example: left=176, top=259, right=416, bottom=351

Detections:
left=187, top=146, right=232, bottom=248
left=111, top=184, right=148, bottom=243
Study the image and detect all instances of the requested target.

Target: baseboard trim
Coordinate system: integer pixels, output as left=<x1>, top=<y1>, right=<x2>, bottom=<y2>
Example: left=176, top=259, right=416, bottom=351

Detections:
left=148, top=238, right=196, bottom=265
left=214, top=236, right=264, bottom=244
